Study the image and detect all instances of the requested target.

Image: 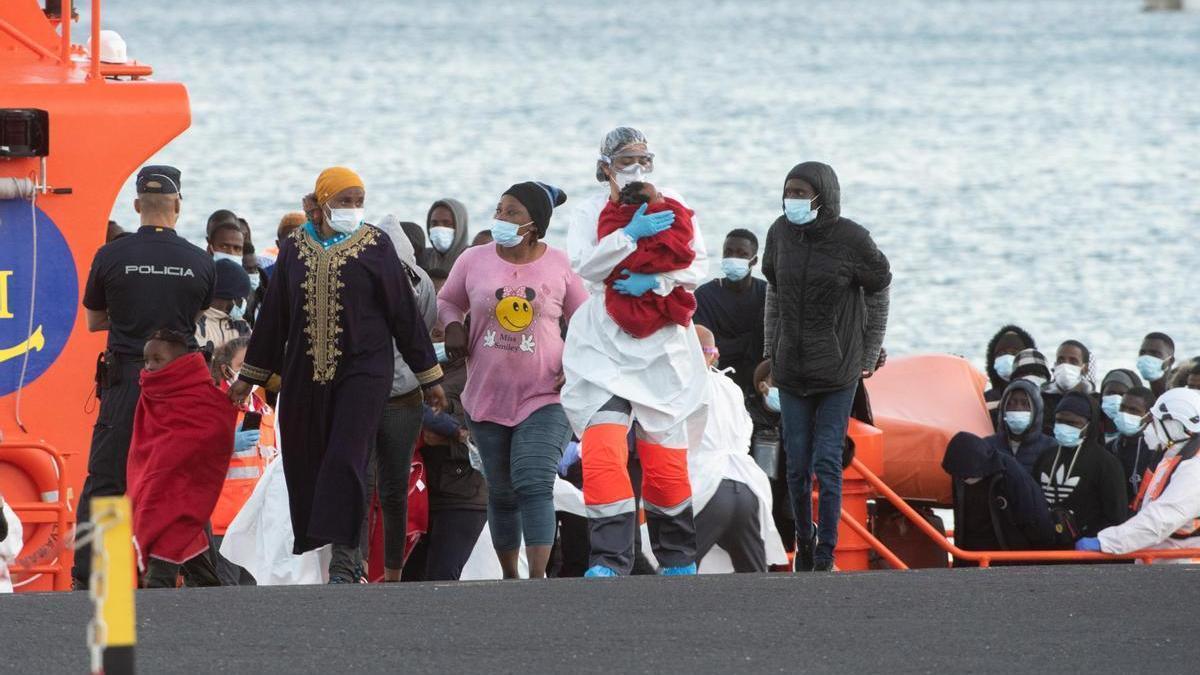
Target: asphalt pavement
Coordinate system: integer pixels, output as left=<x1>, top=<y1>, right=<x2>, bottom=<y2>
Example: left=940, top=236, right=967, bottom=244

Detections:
left=3, top=565, right=1197, bottom=674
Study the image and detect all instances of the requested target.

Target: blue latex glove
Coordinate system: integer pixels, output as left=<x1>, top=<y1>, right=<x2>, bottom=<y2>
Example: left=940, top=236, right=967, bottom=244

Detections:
left=234, top=429, right=261, bottom=453
left=622, top=202, right=674, bottom=242
left=1074, top=537, right=1102, bottom=552
left=558, top=441, right=581, bottom=477
left=612, top=270, right=659, bottom=297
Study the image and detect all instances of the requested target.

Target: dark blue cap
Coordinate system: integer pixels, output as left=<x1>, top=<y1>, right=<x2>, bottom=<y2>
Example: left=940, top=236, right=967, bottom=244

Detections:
left=136, top=165, right=182, bottom=194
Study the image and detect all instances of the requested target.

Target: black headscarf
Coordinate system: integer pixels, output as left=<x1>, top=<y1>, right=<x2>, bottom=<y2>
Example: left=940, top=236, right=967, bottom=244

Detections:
left=503, top=182, right=567, bottom=238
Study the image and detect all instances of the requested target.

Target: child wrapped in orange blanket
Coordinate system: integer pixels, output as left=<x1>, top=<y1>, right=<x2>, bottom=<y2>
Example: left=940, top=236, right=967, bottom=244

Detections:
left=596, top=182, right=697, bottom=338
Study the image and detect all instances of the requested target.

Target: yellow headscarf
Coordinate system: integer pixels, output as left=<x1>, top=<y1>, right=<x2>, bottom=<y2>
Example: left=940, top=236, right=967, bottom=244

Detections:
left=314, top=167, right=365, bottom=206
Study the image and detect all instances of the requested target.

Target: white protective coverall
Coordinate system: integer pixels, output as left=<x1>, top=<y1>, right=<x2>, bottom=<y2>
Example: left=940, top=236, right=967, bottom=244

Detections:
left=689, top=367, right=788, bottom=570
left=562, top=189, right=710, bottom=444
left=561, top=187, right=710, bottom=573
left=1097, top=441, right=1200, bottom=564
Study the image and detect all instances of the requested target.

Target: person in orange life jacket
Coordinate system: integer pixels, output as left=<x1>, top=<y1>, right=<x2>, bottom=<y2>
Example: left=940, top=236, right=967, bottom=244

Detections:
left=208, top=337, right=274, bottom=586
left=983, top=325, right=1036, bottom=428
left=1039, top=340, right=1100, bottom=436
left=1106, top=386, right=1159, bottom=504
left=1078, top=387, right=1200, bottom=560
left=196, top=259, right=251, bottom=355
left=748, top=359, right=793, bottom=554
left=1099, top=369, right=1143, bottom=444
left=405, top=294, right=489, bottom=581
left=1137, top=332, right=1176, bottom=399
left=130, top=330, right=237, bottom=588
left=1032, top=392, right=1128, bottom=541
left=694, top=229, right=767, bottom=398
left=983, top=379, right=1057, bottom=475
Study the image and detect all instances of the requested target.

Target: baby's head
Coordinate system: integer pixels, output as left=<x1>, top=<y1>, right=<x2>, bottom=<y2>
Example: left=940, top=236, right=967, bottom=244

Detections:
left=618, top=181, right=662, bottom=206
left=143, top=329, right=190, bottom=372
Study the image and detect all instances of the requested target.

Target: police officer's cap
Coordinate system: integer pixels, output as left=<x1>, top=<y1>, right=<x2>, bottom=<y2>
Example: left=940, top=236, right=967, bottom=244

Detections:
left=136, top=165, right=182, bottom=195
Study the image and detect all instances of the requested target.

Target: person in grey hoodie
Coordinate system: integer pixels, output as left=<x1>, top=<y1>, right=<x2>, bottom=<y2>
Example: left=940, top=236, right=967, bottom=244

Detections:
left=425, top=198, right=470, bottom=275
left=762, top=161, right=891, bottom=571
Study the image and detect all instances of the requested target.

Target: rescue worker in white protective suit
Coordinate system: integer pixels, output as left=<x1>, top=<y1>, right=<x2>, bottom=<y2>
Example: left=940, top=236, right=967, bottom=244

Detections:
left=690, top=326, right=788, bottom=572
left=562, top=126, right=710, bottom=577
left=1076, top=387, right=1200, bottom=562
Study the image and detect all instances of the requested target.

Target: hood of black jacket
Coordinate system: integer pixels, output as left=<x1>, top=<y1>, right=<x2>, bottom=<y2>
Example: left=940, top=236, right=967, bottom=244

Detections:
left=784, top=161, right=841, bottom=235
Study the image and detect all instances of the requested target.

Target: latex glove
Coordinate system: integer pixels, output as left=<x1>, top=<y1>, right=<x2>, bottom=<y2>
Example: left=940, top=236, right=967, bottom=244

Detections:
left=622, top=203, right=674, bottom=242
left=234, top=429, right=261, bottom=453
left=612, top=270, right=659, bottom=297
left=1074, top=537, right=1102, bottom=552
left=558, top=441, right=581, bottom=477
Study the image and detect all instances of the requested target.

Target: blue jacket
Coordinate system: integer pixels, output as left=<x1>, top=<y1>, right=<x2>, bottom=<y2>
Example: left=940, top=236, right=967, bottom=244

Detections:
left=985, top=379, right=1058, bottom=475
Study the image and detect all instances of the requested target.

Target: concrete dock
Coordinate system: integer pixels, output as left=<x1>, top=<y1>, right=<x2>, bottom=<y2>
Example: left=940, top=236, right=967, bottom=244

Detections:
left=3, top=565, right=1196, bottom=673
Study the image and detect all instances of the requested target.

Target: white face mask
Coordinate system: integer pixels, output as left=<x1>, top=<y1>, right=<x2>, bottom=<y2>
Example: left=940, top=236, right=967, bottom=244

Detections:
left=1053, top=363, right=1082, bottom=390
left=326, top=207, right=364, bottom=234
left=611, top=164, right=649, bottom=189
left=248, top=272, right=261, bottom=292
left=429, top=226, right=456, bottom=253
left=213, top=252, right=241, bottom=265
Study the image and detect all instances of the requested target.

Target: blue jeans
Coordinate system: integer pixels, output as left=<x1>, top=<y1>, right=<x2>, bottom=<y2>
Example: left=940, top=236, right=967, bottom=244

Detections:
left=467, top=404, right=571, bottom=551
left=779, top=383, right=857, bottom=564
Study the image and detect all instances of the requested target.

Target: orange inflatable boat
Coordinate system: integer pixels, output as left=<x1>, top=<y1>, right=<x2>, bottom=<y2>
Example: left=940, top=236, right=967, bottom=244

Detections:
left=864, top=354, right=994, bottom=506
left=0, top=0, right=189, bottom=591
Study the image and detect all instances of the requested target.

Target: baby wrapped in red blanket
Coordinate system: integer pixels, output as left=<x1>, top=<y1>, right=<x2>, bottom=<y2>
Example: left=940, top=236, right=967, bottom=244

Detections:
left=127, top=331, right=237, bottom=571
left=597, top=182, right=697, bottom=338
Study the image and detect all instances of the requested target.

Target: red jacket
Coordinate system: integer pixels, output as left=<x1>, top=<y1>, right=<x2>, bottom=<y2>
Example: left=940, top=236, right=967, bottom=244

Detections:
left=597, top=197, right=697, bottom=338
left=127, top=352, right=237, bottom=567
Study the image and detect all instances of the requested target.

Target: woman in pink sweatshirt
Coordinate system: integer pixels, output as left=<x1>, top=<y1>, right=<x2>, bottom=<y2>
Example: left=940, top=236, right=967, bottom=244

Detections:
left=437, top=181, right=587, bottom=578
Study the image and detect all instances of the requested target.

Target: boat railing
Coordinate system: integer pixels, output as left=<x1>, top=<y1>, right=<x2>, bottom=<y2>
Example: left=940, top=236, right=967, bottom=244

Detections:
left=2, top=2, right=151, bottom=79
left=2, top=439, right=72, bottom=590
left=846, top=457, right=1200, bottom=569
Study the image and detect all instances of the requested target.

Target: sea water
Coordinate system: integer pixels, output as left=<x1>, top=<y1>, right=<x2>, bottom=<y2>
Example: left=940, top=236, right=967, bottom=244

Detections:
left=101, top=0, right=1199, bottom=373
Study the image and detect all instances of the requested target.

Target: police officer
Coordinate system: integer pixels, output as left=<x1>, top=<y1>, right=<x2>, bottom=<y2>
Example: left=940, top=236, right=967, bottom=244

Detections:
left=73, top=165, right=215, bottom=588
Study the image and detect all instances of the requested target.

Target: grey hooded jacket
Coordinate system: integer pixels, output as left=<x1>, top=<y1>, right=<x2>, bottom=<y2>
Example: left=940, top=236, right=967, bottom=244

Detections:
left=424, top=198, right=470, bottom=276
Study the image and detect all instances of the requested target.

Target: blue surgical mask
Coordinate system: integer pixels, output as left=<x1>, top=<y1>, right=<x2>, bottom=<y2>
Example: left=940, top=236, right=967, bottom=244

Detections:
left=783, top=197, right=818, bottom=226
left=764, top=387, right=781, bottom=413
left=248, top=272, right=261, bottom=292
left=213, top=252, right=241, bottom=265
left=490, top=219, right=529, bottom=248
left=1004, top=410, right=1032, bottom=435
left=1115, top=411, right=1145, bottom=437
left=1137, top=354, right=1166, bottom=382
left=720, top=257, right=752, bottom=282
left=1105, top=432, right=1119, bottom=445
left=1101, top=394, right=1122, bottom=422
left=229, top=301, right=246, bottom=322
left=429, top=226, right=456, bottom=253
left=327, top=207, right=364, bottom=234
left=433, top=341, right=448, bottom=363
left=1054, top=423, right=1085, bottom=447
left=993, top=354, right=1015, bottom=381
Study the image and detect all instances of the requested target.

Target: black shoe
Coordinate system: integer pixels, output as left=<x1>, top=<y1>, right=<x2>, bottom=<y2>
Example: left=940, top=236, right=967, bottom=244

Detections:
left=794, top=533, right=816, bottom=572
left=813, top=559, right=835, bottom=572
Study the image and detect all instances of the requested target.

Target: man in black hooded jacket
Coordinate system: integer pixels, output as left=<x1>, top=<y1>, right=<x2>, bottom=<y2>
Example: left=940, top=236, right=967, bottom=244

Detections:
left=762, top=161, right=891, bottom=571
